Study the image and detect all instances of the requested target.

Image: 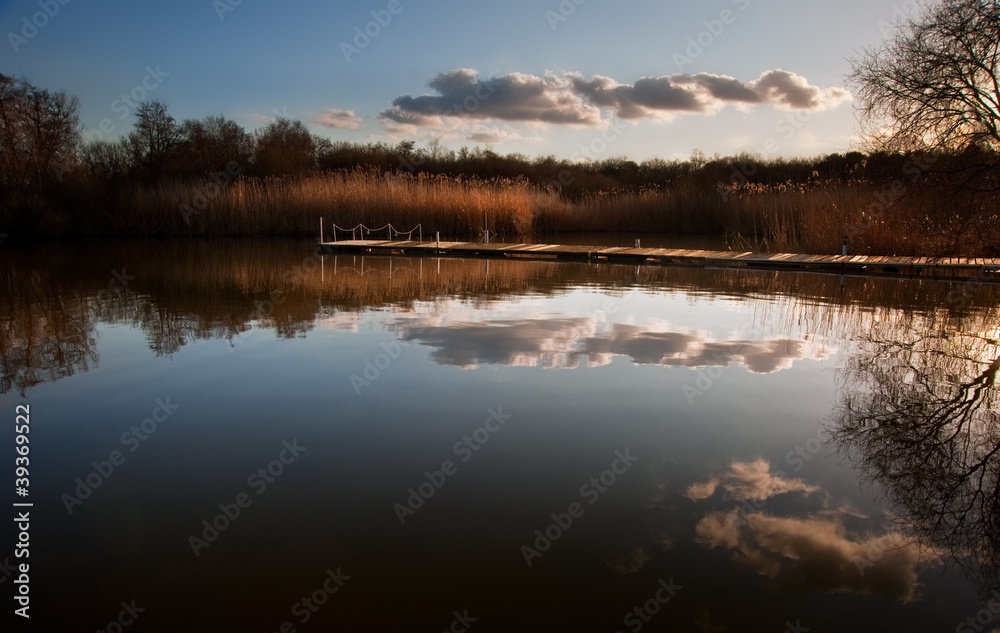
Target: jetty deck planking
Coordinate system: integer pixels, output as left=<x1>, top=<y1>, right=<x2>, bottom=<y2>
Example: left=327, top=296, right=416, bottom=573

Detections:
left=318, top=240, right=1000, bottom=281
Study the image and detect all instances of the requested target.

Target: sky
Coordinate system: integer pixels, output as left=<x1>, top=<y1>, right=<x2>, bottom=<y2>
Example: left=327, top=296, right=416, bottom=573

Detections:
left=1, top=0, right=920, bottom=162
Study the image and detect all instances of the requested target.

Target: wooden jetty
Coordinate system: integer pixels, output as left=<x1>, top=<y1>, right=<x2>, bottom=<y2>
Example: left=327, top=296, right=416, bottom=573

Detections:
left=319, top=240, right=1000, bottom=281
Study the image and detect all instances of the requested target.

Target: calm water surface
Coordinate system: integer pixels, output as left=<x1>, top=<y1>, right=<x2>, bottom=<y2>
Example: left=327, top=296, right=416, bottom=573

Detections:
left=2, top=238, right=998, bottom=632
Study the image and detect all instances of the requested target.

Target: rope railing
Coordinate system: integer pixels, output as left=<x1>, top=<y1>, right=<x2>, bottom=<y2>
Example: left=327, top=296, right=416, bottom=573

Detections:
left=328, top=222, right=422, bottom=243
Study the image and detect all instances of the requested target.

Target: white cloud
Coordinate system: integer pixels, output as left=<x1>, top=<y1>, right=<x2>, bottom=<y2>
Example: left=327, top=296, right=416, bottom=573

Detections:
left=695, top=511, right=926, bottom=602
left=685, top=459, right=819, bottom=501
left=380, top=68, right=852, bottom=129
left=380, top=68, right=602, bottom=127
left=313, top=108, right=364, bottom=130
left=391, top=317, right=830, bottom=372
left=751, top=69, right=852, bottom=110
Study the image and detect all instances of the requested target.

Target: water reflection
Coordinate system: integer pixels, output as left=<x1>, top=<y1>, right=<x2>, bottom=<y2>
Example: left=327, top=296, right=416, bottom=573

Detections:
left=0, top=263, right=98, bottom=395
left=830, top=315, right=1000, bottom=596
left=393, top=316, right=830, bottom=372
left=3, top=238, right=1000, bottom=628
left=3, top=239, right=997, bottom=395
left=687, top=459, right=930, bottom=602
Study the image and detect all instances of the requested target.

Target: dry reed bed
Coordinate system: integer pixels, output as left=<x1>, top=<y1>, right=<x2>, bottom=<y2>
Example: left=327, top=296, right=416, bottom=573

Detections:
left=107, top=171, right=994, bottom=255
left=117, top=170, right=541, bottom=238
left=537, top=180, right=974, bottom=255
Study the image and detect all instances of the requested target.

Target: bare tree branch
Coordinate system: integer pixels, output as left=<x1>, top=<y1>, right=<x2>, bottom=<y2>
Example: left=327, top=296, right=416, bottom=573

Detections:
left=850, top=0, right=1000, bottom=152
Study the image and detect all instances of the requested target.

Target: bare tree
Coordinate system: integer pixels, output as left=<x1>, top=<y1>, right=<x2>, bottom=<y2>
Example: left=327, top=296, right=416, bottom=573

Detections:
left=125, top=100, right=180, bottom=179
left=80, top=140, right=132, bottom=183
left=253, top=118, right=314, bottom=176
left=0, top=74, right=80, bottom=191
left=176, top=114, right=254, bottom=175
left=849, top=0, right=1000, bottom=152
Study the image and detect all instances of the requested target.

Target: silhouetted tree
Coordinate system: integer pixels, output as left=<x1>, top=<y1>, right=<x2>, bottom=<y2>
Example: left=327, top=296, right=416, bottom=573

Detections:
left=79, top=140, right=131, bottom=183
left=176, top=114, right=254, bottom=176
left=125, top=100, right=180, bottom=180
left=0, top=74, right=80, bottom=192
left=253, top=118, right=314, bottom=176
left=849, top=0, right=1000, bottom=254
left=850, top=0, right=1000, bottom=152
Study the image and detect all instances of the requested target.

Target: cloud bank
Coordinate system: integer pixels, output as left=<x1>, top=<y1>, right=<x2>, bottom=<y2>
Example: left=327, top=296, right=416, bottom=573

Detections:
left=379, top=68, right=851, bottom=128
left=380, top=68, right=602, bottom=127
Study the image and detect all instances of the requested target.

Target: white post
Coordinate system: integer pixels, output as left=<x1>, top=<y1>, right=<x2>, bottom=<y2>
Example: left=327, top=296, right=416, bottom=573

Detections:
left=436, top=231, right=440, bottom=248
left=320, top=217, right=324, bottom=243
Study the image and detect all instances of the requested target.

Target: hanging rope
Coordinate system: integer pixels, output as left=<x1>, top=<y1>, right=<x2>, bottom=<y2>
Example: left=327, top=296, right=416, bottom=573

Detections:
left=329, top=223, right=423, bottom=242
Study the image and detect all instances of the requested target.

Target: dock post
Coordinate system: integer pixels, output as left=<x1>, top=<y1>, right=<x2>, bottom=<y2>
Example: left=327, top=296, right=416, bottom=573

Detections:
left=320, top=217, right=323, bottom=244
left=842, top=236, right=847, bottom=256
left=436, top=231, right=440, bottom=248
left=635, top=239, right=640, bottom=248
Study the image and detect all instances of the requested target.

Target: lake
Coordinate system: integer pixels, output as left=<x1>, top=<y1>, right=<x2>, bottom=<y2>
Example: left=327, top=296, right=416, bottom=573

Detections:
left=2, top=238, right=998, bottom=632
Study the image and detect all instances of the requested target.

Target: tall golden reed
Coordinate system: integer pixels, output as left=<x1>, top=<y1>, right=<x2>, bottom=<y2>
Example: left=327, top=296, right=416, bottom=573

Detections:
left=108, top=169, right=994, bottom=255
left=120, top=169, right=540, bottom=239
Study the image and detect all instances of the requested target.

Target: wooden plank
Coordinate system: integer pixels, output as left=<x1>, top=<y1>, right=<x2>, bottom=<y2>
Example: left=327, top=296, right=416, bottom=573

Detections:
left=316, top=241, right=1000, bottom=278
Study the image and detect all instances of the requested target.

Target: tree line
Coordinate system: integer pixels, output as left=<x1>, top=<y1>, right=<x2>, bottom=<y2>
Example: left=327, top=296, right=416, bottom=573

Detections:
left=0, top=72, right=978, bottom=232
left=0, top=72, right=882, bottom=192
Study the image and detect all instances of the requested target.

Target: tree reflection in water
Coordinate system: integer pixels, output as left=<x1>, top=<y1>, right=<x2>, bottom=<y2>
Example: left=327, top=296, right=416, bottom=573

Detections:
left=0, top=269, right=98, bottom=396
left=830, top=313, right=1000, bottom=596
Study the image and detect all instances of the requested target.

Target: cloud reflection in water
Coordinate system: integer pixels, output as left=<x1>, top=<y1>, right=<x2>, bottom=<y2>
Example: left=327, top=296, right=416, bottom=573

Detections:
left=391, top=316, right=831, bottom=372
left=688, top=460, right=934, bottom=602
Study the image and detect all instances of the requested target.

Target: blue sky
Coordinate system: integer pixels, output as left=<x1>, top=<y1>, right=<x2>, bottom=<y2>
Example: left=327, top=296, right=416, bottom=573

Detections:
left=2, top=0, right=917, bottom=161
